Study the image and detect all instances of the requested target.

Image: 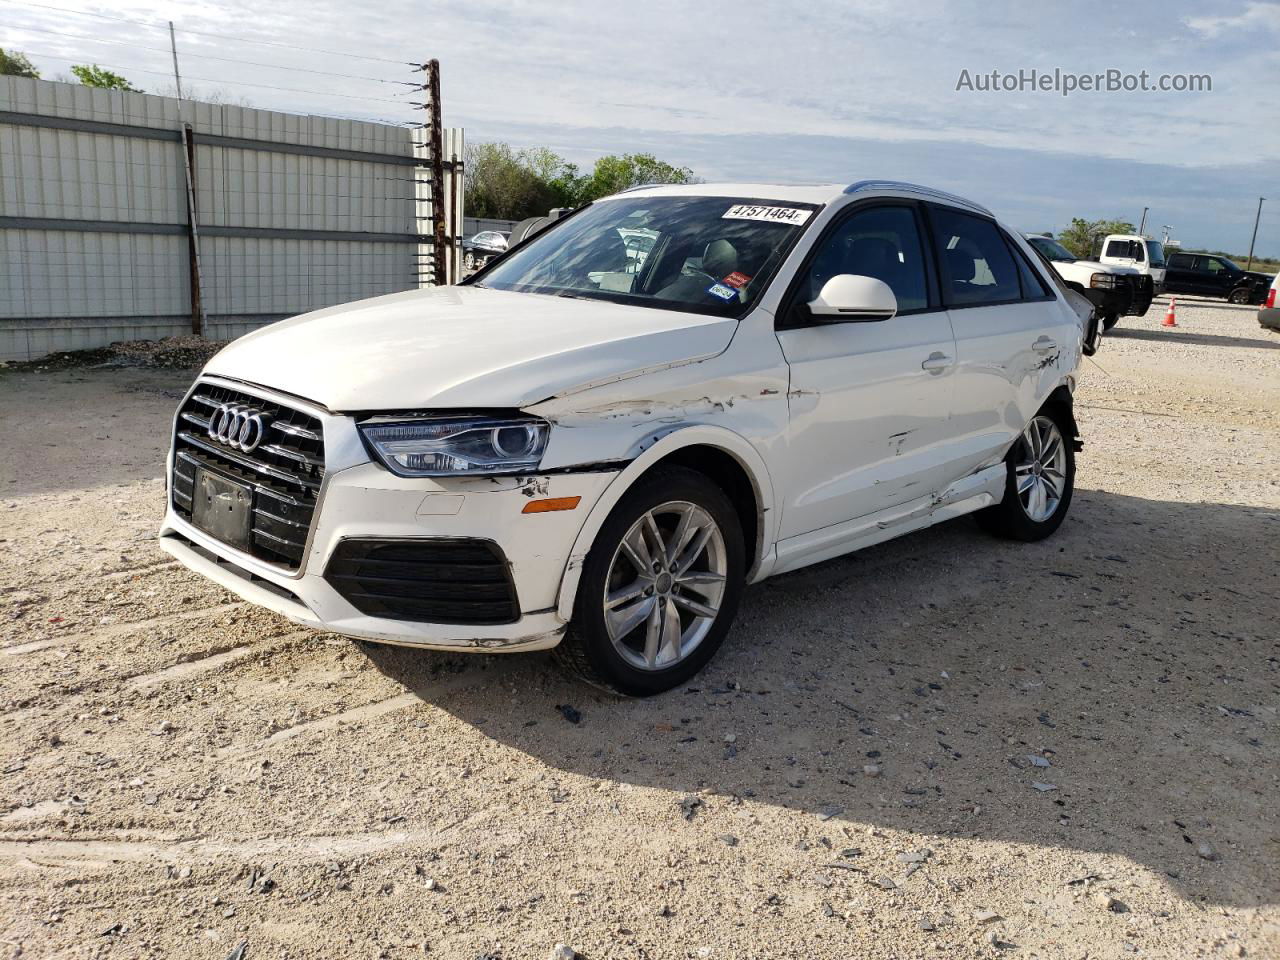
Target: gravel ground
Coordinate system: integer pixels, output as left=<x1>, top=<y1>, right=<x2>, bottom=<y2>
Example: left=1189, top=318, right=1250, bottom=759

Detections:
left=1, top=296, right=1277, bottom=960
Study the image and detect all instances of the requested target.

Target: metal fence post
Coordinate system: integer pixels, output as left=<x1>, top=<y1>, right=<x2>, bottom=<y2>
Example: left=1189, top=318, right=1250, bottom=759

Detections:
left=180, top=124, right=206, bottom=335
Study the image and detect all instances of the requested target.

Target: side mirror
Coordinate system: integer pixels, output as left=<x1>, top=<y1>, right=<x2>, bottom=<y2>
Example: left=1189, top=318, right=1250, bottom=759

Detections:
left=807, top=274, right=898, bottom=322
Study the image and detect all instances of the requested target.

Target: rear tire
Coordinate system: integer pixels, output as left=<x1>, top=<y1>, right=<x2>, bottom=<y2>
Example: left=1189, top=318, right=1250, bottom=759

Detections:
left=1101, top=312, right=1120, bottom=331
left=554, top=467, right=746, bottom=696
left=977, top=408, right=1075, bottom=542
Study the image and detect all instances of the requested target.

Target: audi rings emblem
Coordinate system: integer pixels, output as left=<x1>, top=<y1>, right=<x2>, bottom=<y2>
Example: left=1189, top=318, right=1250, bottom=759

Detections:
left=207, top=403, right=266, bottom=452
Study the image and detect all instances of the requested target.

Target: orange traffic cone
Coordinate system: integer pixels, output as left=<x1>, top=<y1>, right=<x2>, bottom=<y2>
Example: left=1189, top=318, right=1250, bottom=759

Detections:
left=1163, top=298, right=1177, bottom=327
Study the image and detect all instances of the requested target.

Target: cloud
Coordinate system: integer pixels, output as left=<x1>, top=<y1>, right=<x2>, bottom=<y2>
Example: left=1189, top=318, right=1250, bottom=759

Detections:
left=1186, top=1, right=1280, bottom=37
left=1, top=0, right=1274, bottom=253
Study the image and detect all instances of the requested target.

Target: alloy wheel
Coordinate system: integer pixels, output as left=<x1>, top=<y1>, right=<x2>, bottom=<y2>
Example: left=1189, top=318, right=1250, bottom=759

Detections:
left=603, top=500, right=727, bottom=671
left=1014, top=416, right=1068, bottom=523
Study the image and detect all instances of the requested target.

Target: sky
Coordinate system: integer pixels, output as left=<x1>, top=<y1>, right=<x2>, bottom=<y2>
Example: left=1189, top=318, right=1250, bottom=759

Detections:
left=2, top=0, right=1277, bottom=255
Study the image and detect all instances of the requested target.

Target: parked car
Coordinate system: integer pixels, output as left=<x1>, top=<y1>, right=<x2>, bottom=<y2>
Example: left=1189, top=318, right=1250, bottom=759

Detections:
left=1163, top=252, right=1272, bottom=305
left=461, top=230, right=509, bottom=270
left=1260, top=273, right=1280, bottom=331
left=160, top=180, right=1084, bottom=695
left=1025, top=233, right=1152, bottom=333
left=1096, top=234, right=1168, bottom=293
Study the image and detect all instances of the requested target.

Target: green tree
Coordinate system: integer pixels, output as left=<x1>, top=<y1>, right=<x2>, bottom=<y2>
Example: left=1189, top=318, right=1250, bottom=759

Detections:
left=70, top=64, right=141, bottom=91
left=0, top=48, right=40, bottom=78
left=464, top=143, right=698, bottom=220
left=464, top=142, right=566, bottom=220
left=1057, top=218, right=1136, bottom=259
left=577, top=153, right=696, bottom=203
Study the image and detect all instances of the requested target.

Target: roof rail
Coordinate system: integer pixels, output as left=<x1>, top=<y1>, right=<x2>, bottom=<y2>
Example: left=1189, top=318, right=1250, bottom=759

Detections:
left=843, top=180, right=992, bottom=216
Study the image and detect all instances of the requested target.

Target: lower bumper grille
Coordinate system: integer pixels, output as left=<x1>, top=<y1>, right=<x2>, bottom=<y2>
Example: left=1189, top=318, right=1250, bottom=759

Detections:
left=171, top=382, right=325, bottom=572
left=1126, top=275, right=1155, bottom=316
left=324, top=539, right=520, bottom=625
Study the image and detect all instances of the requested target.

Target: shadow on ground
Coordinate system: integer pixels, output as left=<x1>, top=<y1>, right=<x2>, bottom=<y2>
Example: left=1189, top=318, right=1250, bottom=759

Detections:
left=362, top=489, right=1280, bottom=909
left=1107, top=327, right=1280, bottom=350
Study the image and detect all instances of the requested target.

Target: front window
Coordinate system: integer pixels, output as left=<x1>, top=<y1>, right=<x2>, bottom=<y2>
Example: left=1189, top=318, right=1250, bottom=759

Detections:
left=474, top=196, right=820, bottom=317
left=1146, top=240, right=1167, bottom=267
left=1027, top=236, right=1076, bottom=262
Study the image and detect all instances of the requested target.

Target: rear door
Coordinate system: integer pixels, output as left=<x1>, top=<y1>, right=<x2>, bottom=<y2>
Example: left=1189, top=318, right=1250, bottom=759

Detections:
left=929, top=204, right=1071, bottom=475
left=774, top=202, right=956, bottom=538
left=1165, top=253, right=1196, bottom=292
left=1184, top=256, right=1215, bottom=295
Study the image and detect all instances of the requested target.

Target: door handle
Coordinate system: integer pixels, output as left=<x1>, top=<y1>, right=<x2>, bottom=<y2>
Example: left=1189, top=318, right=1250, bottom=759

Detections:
left=1032, top=337, right=1057, bottom=354
left=921, top=351, right=952, bottom=373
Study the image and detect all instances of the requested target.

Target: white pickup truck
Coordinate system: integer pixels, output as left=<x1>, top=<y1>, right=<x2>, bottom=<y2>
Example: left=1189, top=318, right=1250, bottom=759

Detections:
left=1097, top=234, right=1168, bottom=294
left=1025, top=234, right=1154, bottom=332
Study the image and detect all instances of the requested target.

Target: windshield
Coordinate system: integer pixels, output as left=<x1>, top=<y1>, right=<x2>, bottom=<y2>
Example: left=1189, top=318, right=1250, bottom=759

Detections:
left=1028, top=236, right=1075, bottom=262
left=474, top=196, right=821, bottom=317
left=1146, top=240, right=1167, bottom=267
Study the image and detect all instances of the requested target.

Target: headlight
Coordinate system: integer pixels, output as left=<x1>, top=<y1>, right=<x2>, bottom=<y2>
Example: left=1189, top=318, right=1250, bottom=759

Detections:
left=1090, top=272, right=1119, bottom=289
left=359, top=416, right=549, bottom=477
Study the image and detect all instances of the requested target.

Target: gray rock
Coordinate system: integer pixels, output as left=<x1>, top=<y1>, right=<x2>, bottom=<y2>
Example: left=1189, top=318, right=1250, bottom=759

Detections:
left=1031, top=782, right=1058, bottom=792
left=550, top=945, right=576, bottom=960
left=862, top=764, right=882, bottom=777
left=896, top=848, right=932, bottom=864
left=817, top=804, right=844, bottom=821
left=1197, top=841, right=1220, bottom=861
left=1027, top=755, right=1051, bottom=768
left=974, top=909, right=1002, bottom=923
left=679, top=795, right=702, bottom=820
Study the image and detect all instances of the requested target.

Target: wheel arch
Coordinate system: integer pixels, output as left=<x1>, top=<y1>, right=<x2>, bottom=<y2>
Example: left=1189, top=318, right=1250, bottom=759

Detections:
left=555, top=426, right=776, bottom=623
left=1040, top=383, right=1081, bottom=451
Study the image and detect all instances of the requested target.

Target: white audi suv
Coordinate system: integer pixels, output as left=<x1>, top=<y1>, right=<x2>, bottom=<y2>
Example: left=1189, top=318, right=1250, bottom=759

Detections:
left=161, top=180, right=1083, bottom=695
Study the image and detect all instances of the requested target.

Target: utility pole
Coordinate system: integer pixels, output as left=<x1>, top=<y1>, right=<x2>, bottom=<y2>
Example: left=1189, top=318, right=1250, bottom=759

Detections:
left=425, top=59, right=447, bottom=286
left=1138, top=206, right=1148, bottom=235
left=168, top=21, right=183, bottom=99
left=1246, top=196, right=1265, bottom=270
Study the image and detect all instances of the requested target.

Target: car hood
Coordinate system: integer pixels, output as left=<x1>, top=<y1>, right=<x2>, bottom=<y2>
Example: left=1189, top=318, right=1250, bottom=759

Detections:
left=1075, top=259, right=1139, bottom=275
left=202, top=286, right=737, bottom=411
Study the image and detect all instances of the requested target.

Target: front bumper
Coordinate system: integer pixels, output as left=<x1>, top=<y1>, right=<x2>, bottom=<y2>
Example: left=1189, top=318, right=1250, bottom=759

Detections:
left=1259, top=305, right=1280, bottom=332
left=1084, top=276, right=1153, bottom=317
left=160, top=458, right=620, bottom=652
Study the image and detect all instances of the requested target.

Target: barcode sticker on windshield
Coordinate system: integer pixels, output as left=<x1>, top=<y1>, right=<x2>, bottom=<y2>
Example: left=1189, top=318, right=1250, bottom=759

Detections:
left=722, top=204, right=812, bottom=226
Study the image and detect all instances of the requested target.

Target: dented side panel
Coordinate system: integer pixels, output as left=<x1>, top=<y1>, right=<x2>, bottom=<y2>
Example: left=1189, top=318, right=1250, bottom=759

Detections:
left=945, top=293, right=1081, bottom=477
left=531, top=310, right=792, bottom=475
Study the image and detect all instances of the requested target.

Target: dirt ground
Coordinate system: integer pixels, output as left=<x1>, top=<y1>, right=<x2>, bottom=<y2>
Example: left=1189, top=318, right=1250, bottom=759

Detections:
left=2, top=297, right=1278, bottom=960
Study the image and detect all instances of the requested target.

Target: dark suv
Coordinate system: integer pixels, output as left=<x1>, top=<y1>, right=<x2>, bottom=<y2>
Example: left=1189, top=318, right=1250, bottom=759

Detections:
left=1164, top=252, right=1273, bottom=305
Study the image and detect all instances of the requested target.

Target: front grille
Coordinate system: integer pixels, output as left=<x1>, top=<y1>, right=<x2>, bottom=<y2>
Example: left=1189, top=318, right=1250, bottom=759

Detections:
left=324, top=538, right=520, bottom=625
left=171, top=382, right=325, bottom=572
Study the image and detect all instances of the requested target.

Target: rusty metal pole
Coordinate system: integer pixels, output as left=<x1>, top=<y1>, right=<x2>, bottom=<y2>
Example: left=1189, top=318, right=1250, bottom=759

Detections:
left=426, top=59, right=448, bottom=286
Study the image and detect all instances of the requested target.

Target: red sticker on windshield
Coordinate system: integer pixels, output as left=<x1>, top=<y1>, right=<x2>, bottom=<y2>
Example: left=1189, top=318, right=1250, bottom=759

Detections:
left=723, top=271, right=752, bottom=288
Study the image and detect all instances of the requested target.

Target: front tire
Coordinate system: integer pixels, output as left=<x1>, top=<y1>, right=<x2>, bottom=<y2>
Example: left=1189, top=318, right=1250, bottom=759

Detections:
left=977, top=410, right=1075, bottom=541
left=1101, top=311, right=1120, bottom=331
left=1228, top=287, right=1250, bottom=305
left=554, top=467, right=745, bottom=696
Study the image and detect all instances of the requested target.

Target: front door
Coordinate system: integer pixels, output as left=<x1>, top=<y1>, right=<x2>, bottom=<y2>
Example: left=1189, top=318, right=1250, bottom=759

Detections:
left=774, top=203, right=957, bottom=539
